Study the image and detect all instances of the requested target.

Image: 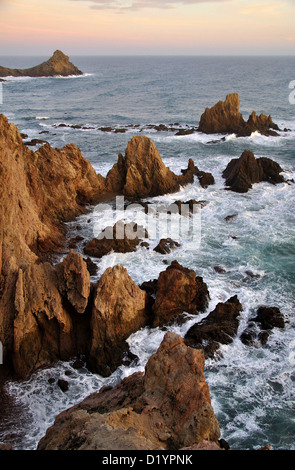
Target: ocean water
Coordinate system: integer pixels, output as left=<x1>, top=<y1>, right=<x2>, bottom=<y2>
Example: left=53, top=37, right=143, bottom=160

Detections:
left=0, top=55, right=295, bottom=450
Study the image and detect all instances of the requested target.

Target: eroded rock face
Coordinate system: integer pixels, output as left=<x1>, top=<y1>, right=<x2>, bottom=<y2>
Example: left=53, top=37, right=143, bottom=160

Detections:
left=152, top=261, right=210, bottom=327
left=105, top=136, right=196, bottom=199
left=37, top=332, right=221, bottom=450
left=0, top=50, right=83, bottom=77
left=184, top=295, right=243, bottom=358
left=198, top=93, right=280, bottom=137
left=0, top=114, right=105, bottom=375
left=88, top=265, right=150, bottom=376
left=222, top=150, right=285, bottom=192
left=13, top=252, right=91, bottom=377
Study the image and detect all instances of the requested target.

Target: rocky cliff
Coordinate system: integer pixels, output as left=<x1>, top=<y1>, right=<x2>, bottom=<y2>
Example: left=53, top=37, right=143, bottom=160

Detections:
left=0, top=114, right=105, bottom=375
left=0, top=50, right=83, bottom=77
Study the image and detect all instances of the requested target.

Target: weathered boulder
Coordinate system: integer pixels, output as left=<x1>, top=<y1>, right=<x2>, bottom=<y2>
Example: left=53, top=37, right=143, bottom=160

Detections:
left=152, top=261, right=210, bottom=327
left=198, top=93, right=280, bottom=137
left=222, top=150, right=285, bottom=193
left=37, top=332, right=221, bottom=450
left=83, top=221, right=148, bottom=258
left=0, top=50, right=83, bottom=77
left=88, top=265, right=150, bottom=376
left=184, top=295, right=243, bottom=358
left=105, top=136, right=196, bottom=199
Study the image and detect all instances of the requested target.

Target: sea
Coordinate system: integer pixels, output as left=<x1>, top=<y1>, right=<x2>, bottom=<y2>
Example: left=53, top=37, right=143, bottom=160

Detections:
left=0, top=55, right=295, bottom=451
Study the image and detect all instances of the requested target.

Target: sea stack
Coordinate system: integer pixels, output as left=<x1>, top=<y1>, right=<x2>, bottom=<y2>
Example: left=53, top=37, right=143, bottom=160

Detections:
left=0, top=50, right=83, bottom=77
left=198, top=93, right=280, bottom=137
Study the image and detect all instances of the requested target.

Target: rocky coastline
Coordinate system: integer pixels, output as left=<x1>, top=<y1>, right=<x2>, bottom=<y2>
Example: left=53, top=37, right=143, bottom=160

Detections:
left=0, top=101, right=286, bottom=450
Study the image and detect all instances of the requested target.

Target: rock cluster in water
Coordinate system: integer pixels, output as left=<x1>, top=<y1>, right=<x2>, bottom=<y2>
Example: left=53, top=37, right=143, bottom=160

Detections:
left=198, top=93, right=280, bottom=137
left=0, top=50, right=83, bottom=77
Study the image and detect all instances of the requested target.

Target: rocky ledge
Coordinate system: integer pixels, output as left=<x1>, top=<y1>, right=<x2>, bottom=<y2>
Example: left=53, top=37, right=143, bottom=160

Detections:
left=198, top=93, right=280, bottom=137
left=37, top=332, right=221, bottom=450
left=0, top=50, right=83, bottom=77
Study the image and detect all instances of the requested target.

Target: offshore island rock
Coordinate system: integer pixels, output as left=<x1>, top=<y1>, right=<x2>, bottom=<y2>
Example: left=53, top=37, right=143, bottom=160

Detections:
left=0, top=50, right=83, bottom=77
left=198, top=93, right=280, bottom=137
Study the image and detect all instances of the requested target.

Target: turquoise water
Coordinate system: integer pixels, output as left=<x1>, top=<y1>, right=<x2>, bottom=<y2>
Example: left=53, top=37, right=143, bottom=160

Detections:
left=0, top=56, right=295, bottom=450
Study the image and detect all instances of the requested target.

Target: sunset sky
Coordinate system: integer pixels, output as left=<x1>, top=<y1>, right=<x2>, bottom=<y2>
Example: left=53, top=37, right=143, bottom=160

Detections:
left=0, top=0, right=294, bottom=55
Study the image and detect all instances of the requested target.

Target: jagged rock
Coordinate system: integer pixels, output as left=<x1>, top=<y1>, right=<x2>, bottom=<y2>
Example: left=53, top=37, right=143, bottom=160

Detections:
left=37, top=332, right=221, bottom=450
left=83, top=257, right=98, bottom=276
left=56, top=250, right=91, bottom=314
left=152, top=260, right=210, bottom=327
left=12, top=253, right=91, bottom=377
left=83, top=221, right=148, bottom=258
left=57, top=379, right=69, bottom=393
left=0, top=50, right=83, bottom=77
left=184, top=295, right=243, bottom=358
left=198, top=93, right=280, bottom=137
left=181, top=158, right=215, bottom=188
left=0, top=114, right=105, bottom=376
left=198, top=93, right=244, bottom=134
left=169, top=199, right=208, bottom=217
left=254, top=306, right=285, bottom=329
left=223, top=150, right=285, bottom=193
left=240, top=306, right=284, bottom=347
left=153, top=238, right=180, bottom=254
left=88, top=265, right=150, bottom=376
left=105, top=136, right=196, bottom=199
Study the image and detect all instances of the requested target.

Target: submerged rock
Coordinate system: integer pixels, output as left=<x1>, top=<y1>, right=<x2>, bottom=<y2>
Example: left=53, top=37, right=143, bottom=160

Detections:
left=223, top=150, right=285, bottom=193
left=198, top=93, right=280, bottom=137
left=37, top=332, right=221, bottom=450
left=0, top=50, right=83, bottom=77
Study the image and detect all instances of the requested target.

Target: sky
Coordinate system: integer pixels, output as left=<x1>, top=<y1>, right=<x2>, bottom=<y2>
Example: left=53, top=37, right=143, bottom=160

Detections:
left=0, top=0, right=294, bottom=56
